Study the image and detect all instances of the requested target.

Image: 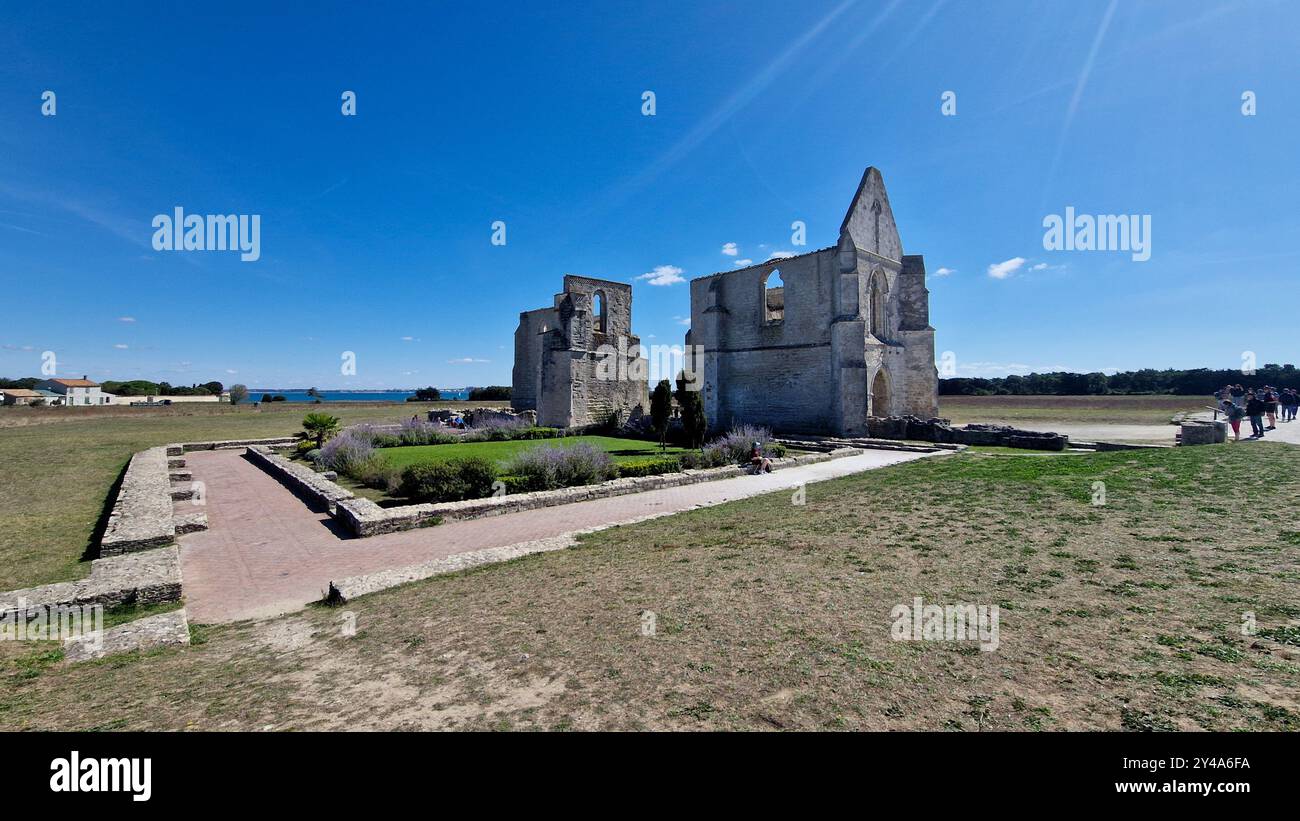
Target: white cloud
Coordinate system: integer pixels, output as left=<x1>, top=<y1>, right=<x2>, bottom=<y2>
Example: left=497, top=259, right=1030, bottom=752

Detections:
left=1030, top=262, right=1048, bottom=271
left=734, top=258, right=753, bottom=266
left=400, top=336, right=419, bottom=342
left=721, top=242, right=738, bottom=256
left=117, top=316, right=136, bottom=323
left=637, top=264, right=685, bottom=286
left=447, top=357, right=490, bottom=364
left=987, top=257, right=1026, bottom=279
left=225, top=369, right=237, bottom=374
left=674, top=315, right=691, bottom=327
left=113, top=343, right=128, bottom=349
left=767, top=251, right=795, bottom=260
left=933, top=267, right=955, bottom=277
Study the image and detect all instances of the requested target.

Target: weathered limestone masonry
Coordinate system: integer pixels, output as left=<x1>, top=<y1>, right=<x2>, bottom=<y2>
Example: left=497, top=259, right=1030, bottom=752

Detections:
left=334, top=449, right=854, bottom=537
left=100, top=447, right=181, bottom=556
left=512, top=275, right=649, bottom=428
left=178, top=436, right=298, bottom=451
left=868, top=416, right=1070, bottom=451
left=63, top=609, right=190, bottom=662
left=686, top=167, right=939, bottom=436
left=246, top=445, right=357, bottom=514
left=0, top=546, right=183, bottom=620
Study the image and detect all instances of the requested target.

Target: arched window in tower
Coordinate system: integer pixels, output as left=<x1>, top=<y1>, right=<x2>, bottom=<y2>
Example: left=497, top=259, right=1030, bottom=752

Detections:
left=869, top=273, right=886, bottom=337
left=593, top=290, right=607, bottom=334
left=763, top=269, right=784, bottom=323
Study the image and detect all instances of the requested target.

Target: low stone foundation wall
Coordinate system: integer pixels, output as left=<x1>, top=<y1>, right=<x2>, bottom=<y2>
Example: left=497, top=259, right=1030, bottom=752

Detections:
left=335, top=449, right=849, bottom=537
left=1179, top=421, right=1227, bottom=446
left=175, top=436, right=298, bottom=453
left=246, top=446, right=357, bottom=514
left=63, top=608, right=190, bottom=662
left=0, top=546, right=183, bottom=620
left=868, top=416, right=1068, bottom=451
left=101, top=447, right=177, bottom=556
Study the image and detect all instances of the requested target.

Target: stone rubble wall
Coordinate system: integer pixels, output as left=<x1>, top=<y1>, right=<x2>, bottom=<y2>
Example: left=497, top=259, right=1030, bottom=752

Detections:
left=245, top=445, right=357, bottom=514
left=176, top=436, right=299, bottom=452
left=0, top=546, right=183, bottom=620
left=868, top=415, right=1069, bottom=451
left=63, top=609, right=190, bottom=663
left=335, top=449, right=853, bottom=538
left=1179, top=421, right=1227, bottom=446
left=100, top=447, right=177, bottom=556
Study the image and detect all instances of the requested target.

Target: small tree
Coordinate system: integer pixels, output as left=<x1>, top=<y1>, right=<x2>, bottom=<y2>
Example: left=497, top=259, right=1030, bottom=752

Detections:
left=415, top=386, right=441, bottom=401
left=228, top=384, right=249, bottom=405
left=302, top=412, right=342, bottom=448
left=675, top=371, right=708, bottom=448
left=650, top=379, right=672, bottom=452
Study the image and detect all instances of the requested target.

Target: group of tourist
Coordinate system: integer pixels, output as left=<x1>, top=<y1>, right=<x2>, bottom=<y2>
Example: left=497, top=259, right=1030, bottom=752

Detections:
left=1215, top=384, right=1299, bottom=441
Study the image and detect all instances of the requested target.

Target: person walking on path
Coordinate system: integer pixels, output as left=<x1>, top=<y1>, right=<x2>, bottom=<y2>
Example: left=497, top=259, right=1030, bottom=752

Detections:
left=1246, top=391, right=1267, bottom=438
left=1282, top=388, right=1298, bottom=422
left=1265, top=386, right=1279, bottom=430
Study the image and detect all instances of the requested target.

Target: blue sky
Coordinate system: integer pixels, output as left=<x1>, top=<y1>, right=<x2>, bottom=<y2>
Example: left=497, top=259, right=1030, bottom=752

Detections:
left=1, top=1, right=1296, bottom=389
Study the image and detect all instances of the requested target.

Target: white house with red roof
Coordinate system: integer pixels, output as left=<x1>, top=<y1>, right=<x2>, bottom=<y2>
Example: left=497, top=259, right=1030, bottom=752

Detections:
left=34, top=376, right=117, bottom=406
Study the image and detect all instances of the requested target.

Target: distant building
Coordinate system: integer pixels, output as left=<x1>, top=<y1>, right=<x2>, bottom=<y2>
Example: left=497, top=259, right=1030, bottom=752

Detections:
left=1, top=388, right=43, bottom=406
left=34, top=376, right=116, bottom=406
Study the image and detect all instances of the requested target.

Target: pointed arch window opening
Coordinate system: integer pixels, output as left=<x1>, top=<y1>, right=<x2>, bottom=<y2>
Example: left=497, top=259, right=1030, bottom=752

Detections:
left=593, top=291, right=607, bottom=334
left=763, top=269, right=784, bottom=323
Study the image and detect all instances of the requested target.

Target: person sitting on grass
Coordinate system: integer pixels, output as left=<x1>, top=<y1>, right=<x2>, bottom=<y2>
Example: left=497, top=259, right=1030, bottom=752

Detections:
left=749, top=441, right=773, bottom=474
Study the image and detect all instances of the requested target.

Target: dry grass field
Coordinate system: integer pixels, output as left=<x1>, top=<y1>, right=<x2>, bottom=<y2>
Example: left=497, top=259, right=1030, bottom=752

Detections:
left=0, top=401, right=503, bottom=590
left=940, top=394, right=1204, bottom=426
left=2, top=442, right=1297, bottom=731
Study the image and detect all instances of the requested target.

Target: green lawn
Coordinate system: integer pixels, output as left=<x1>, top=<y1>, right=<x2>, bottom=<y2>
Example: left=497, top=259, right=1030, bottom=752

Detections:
left=375, top=435, right=690, bottom=470
left=3, top=442, right=1298, bottom=730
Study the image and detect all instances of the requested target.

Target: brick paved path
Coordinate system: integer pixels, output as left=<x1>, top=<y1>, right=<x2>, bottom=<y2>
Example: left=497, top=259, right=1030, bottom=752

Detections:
left=179, top=448, right=934, bottom=623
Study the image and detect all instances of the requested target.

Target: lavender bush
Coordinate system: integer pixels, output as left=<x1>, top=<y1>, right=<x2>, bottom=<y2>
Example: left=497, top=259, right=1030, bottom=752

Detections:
left=702, top=425, right=784, bottom=465
left=463, top=414, right=533, bottom=442
left=397, top=417, right=457, bottom=446
left=502, top=442, right=615, bottom=491
left=312, top=428, right=377, bottom=474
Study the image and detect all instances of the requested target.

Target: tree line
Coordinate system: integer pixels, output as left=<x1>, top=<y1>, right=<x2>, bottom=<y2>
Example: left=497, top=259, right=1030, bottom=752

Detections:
left=940, top=364, right=1300, bottom=396
left=0, top=377, right=225, bottom=396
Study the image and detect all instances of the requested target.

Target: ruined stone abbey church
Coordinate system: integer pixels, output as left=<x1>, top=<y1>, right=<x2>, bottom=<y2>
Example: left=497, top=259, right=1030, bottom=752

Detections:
left=513, top=167, right=938, bottom=435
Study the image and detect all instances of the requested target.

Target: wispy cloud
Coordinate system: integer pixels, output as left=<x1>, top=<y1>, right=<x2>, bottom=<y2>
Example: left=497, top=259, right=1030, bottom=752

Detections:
left=118, top=316, right=136, bottom=323
left=987, top=257, right=1026, bottom=279
left=767, top=251, right=795, bottom=260
left=721, top=242, right=738, bottom=256
left=933, top=267, right=955, bottom=277
left=447, top=357, right=490, bottom=364
left=637, top=264, right=685, bottom=286
left=734, top=258, right=753, bottom=266
left=113, top=343, right=128, bottom=349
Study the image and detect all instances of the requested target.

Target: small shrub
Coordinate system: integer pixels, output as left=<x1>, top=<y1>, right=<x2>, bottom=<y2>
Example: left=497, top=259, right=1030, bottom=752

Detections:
left=351, top=455, right=400, bottom=491
left=397, top=457, right=498, bottom=502
left=615, top=456, right=682, bottom=478
left=295, top=440, right=317, bottom=455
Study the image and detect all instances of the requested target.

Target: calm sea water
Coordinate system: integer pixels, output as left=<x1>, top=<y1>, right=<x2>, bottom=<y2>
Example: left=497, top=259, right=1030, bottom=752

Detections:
left=248, top=389, right=471, bottom=403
